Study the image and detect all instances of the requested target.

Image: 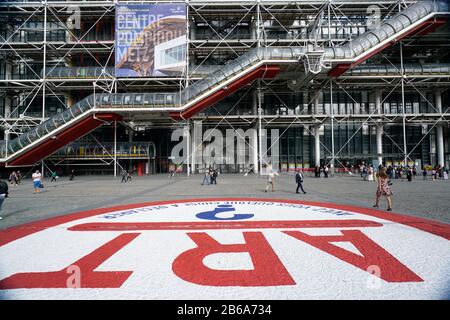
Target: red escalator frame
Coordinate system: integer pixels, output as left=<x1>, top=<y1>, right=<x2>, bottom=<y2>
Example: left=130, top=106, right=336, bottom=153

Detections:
left=170, top=65, right=280, bottom=120
left=8, top=113, right=122, bottom=166
left=328, top=18, right=447, bottom=78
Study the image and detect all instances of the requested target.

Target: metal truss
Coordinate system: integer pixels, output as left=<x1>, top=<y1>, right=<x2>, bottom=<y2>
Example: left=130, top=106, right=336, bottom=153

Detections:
left=0, top=0, right=449, bottom=172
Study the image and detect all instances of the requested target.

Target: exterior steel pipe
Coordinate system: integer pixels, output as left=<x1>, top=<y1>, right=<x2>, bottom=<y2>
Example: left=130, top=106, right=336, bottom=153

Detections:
left=1, top=0, right=449, bottom=161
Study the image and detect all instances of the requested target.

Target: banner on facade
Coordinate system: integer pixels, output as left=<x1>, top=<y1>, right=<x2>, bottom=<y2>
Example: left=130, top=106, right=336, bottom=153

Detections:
left=115, top=4, right=187, bottom=77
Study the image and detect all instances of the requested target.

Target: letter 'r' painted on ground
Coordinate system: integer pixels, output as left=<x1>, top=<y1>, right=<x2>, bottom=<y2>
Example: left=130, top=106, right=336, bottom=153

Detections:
left=172, top=232, right=296, bottom=286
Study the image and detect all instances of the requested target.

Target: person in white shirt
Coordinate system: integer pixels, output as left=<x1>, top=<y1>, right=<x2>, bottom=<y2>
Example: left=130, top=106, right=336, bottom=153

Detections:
left=32, top=170, right=42, bottom=193
left=367, top=165, right=374, bottom=181
left=265, top=168, right=279, bottom=192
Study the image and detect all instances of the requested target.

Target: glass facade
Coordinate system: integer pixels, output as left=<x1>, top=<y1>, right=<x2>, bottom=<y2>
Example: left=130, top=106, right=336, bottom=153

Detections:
left=0, top=1, right=449, bottom=172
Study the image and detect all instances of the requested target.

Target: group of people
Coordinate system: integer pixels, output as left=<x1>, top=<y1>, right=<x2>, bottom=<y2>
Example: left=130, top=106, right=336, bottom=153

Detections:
left=201, top=167, right=219, bottom=185
left=428, top=165, right=449, bottom=181
left=120, top=169, right=133, bottom=183
left=359, top=164, right=375, bottom=181
left=264, top=163, right=306, bottom=194
left=314, top=165, right=330, bottom=178
left=7, top=171, right=22, bottom=186
left=384, top=165, right=416, bottom=181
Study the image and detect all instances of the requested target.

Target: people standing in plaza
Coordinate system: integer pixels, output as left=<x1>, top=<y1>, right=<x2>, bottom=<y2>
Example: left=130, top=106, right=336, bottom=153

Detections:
left=361, top=165, right=368, bottom=181
left=210, top=169, right=218, bottom=185
left=437, top=165, right=443, bottom=179
left=295, top=171, right=306, bottom=194
left=324, top=165, right=329, bottom=178
left=16, top=171, right=22, bottom=184
left=406, top=167, right=412, bottom=182
left=9, top=171, right=18, bottom=186
left=32, top=170, right=42, bottom=193
left=373, top=167, right=393, bottom=211
left=367, top=165, right=374, bottom=182
left=0, top=178, right=8, bottom=220
left=121, top=169, right=127, bottom=183
left=69, top=169, right=75, bottom=181
left=265, top=168, right=279, bottom=192
left=201, top=168, right=210, bottom=185
left=432, top=168, right=437, bottom=181
left=50, top=171, right=58, bottom=182
left=422, top=167, right=427, bottom=180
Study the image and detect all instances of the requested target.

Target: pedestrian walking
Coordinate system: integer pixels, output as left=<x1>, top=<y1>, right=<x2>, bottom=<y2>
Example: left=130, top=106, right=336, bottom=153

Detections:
left=32, top=170, right=43, bottom=193
left=373, top=167, right=393, bottom=211
left=295, top=171, right=306, bottom=194
left=422, top=167, right=427, bottom=180
left=324, top=166, right=329, bottom=178
left=265, top=168, right=279, bottom=192
left=121, top=169, right=127, bottom=183
left=127, top=170, right=132, bottom=182
left=0, top=178, right=8, bottom=220
left=69, top=169, right=75, bottom=181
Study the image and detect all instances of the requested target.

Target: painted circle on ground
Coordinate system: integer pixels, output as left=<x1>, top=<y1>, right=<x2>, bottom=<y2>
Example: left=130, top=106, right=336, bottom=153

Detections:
left=0, top=198, right=449, bottom=300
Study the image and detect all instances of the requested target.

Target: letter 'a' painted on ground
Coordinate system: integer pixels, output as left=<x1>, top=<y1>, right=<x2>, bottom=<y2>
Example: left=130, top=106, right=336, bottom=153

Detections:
left=283, top=230, right=423, bottom=282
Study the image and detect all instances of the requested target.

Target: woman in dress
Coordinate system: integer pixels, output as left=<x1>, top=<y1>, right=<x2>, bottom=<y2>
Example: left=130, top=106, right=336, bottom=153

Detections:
left=373, top=167, right=393, bottom=211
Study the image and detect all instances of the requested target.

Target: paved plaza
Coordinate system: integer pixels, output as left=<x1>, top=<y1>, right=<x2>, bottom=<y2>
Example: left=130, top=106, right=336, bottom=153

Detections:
left=1, top=172, right=449, bottom=229
left=1, top=172, right=450, bottom=300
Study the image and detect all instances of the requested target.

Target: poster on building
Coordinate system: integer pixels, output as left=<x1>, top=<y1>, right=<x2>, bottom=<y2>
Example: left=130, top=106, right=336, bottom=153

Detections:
left=115, top=4, right=187, bottom=77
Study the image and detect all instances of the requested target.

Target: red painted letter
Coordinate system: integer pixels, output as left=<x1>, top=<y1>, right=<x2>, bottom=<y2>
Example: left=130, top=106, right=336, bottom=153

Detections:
left=283, top=229, right=422, bottom=282
left=172, top=232, right=295, bottom=286
left=0, top=233, right=140, bottom=289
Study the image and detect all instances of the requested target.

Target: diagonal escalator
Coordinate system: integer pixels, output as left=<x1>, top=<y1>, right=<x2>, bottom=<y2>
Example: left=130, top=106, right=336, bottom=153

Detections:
left=0, top=0, right=448, bottom=166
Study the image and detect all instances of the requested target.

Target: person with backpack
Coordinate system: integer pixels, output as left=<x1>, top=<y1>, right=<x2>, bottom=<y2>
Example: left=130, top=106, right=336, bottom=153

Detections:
left=295, top=171, right=306, bottom=194
left=0, top=178, right=9, bottom=220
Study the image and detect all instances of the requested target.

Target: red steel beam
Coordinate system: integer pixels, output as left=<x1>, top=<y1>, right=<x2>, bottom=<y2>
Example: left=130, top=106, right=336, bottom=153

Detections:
left=8, top=113, right=122, bottom=166
left=170, top=65, right=280, bottom=120
left=328, top=18, right=447, bottom=78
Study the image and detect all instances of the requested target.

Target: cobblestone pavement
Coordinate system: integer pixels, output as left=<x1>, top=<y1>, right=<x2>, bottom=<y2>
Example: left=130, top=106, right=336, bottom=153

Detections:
left=0, top=172, right=449, bottom=229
